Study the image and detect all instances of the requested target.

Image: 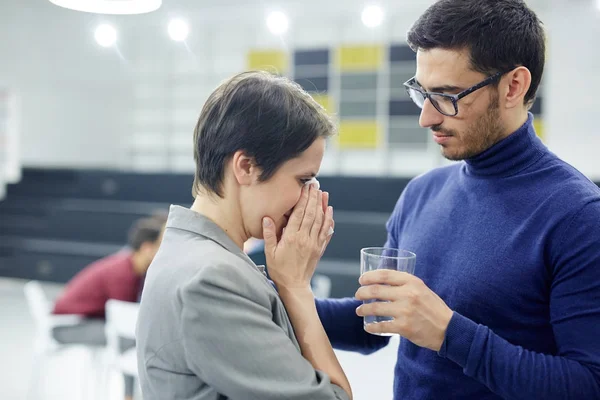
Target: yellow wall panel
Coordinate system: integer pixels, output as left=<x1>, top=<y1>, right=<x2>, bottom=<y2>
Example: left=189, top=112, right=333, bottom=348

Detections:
left=247, top=50, right=288, bottom=73
left=311, top=94, right=334, bottom=114
left=337, top=45, right=383, bottom=71
left=337, top=120, right=379, bottom=149
left=533, top=117, right=544, bottom=141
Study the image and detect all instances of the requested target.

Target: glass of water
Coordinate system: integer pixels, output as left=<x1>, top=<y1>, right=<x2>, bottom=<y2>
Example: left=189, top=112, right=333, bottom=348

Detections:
left=360, top=247, right=416, bottom=336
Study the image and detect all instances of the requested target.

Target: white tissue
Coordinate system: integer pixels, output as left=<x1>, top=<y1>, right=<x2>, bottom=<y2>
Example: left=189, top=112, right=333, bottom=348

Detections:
left=304, top=177, right=320, bottom=189
left=304, top=178, right=333, bottom=236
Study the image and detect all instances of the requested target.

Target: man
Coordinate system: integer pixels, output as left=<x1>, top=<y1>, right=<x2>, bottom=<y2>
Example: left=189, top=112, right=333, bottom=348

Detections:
left=53, top=215, right=165, bottom=320
left=53, top=214, right=166, bottom=400
left=315, top=1, right=600, bottom=399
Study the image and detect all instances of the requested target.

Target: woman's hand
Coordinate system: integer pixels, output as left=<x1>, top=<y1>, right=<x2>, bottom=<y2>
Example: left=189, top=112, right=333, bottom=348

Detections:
left=262, top=183, right=334, bottom=290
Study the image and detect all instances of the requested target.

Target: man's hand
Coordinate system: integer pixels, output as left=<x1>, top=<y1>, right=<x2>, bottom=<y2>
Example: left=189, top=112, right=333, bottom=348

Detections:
left=355, top=270, right=454, bottom=351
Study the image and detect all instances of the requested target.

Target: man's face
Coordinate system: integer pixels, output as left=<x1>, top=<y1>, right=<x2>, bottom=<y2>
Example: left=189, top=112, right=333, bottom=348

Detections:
left=414, top=48, right=506, bottom=160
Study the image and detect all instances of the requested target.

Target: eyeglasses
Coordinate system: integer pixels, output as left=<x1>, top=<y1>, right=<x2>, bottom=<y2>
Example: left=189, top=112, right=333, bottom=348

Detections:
left=403, top=71, right=507, bottom=117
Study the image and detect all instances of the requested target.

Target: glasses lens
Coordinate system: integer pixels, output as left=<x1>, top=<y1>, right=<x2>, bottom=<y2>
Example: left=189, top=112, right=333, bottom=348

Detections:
left=406, top=87, right=425, bottom=109
left=429, top=94, right=457, bottom=116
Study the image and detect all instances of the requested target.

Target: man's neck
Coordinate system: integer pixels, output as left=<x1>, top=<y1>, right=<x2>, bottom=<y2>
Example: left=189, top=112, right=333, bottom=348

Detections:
left=501, top=109, right=529, bottom=140
left=131, top=252, right=147, bottom=276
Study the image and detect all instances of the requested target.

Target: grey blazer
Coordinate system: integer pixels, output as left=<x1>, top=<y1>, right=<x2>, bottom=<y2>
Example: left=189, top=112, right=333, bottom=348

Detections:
left=136, top=205, right=349, bottom=400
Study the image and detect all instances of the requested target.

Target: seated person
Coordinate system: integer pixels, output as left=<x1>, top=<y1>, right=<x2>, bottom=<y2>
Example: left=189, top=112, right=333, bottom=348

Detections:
left=52, top=213, right=166, bottom=400
left=136, top=71, right=351, bottom=400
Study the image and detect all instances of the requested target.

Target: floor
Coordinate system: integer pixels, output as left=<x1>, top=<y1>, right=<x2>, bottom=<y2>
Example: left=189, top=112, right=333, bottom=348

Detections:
left=0, top=277, right=397, bottom=400
left=0, top=278, right=129, bottom=400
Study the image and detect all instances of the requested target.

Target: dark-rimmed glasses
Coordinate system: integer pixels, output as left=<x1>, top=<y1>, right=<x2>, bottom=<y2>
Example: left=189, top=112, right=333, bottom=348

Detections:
left=403, top=71, right=508, bottom=116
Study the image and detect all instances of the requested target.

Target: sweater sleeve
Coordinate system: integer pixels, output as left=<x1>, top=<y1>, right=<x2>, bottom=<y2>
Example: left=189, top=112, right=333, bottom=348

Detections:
left=314, top=190, right=409, bottom=355
left=438, top=200, right=600, bottom=399
left=316, top=297, right=390, bottom=354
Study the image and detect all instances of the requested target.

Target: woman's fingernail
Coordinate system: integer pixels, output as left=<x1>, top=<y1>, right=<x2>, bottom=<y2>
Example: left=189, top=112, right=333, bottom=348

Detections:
left=263, top=218, right=271, bottom=227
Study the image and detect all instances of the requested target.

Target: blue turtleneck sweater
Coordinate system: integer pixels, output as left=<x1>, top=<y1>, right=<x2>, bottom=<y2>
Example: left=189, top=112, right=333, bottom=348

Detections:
left=316, top=114, right=600, bottom=399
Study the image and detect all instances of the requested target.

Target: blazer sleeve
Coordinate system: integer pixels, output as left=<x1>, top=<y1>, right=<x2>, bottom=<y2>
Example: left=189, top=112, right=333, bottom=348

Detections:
left=180, top=263, right=350, bottom=400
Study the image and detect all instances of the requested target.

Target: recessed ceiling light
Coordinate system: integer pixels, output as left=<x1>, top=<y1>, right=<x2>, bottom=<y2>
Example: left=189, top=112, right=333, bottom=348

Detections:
left=361, top=5, right=384, bottom=28
left=49, top=0, right=161, bottom=15
left=266, top=11, right=289, bottom=35
left=95, top=24, right=117, bottom=47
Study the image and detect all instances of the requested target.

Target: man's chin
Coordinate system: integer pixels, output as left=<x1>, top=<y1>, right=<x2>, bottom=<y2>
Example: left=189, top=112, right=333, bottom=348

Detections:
left=441, top=145, right=481, bottom=161
left=441, top=147, right=464, bottom=161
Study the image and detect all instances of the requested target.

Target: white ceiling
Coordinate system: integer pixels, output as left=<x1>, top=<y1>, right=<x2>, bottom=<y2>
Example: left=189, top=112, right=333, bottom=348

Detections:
left=147, top=0, right=550, bottom=27
left=158, top=0, right=437, bottom=19
left=159, top=0, right=548, bottom=16
left=3, top=0, right=550, bottom=26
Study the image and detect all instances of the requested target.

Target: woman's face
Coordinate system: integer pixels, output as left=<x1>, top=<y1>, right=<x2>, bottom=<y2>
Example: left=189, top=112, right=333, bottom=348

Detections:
left=241, top=137, right=326, bottom=240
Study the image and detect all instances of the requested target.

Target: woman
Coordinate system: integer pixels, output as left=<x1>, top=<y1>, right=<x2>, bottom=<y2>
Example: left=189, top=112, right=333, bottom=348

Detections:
left=136, top=71, right=352, bottom=400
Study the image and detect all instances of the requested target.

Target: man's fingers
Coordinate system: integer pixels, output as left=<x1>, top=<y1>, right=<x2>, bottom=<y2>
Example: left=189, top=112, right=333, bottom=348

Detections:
left=358, top=270, right=414, bottom=286
left=355, top=284, right=398, bottom=302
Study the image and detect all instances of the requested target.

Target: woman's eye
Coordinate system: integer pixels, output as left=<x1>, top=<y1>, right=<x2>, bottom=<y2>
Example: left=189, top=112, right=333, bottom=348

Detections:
left=299, top=178, right=311, bottom=185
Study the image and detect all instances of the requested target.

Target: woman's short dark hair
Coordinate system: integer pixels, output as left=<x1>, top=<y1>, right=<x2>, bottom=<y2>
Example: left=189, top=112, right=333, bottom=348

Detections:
left=192, top=71, right=335, bottom=198
left=407, top=0, right=545, bottom=106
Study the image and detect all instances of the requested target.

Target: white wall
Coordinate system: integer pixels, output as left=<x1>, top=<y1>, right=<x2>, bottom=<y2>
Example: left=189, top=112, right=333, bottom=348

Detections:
left=125, top=4, right=440, bottom=175
left=1, top=0, right=599, bottom=179
left=544, top=0, right=600, bottom=179
left=0, top=1, right=133, bottom=169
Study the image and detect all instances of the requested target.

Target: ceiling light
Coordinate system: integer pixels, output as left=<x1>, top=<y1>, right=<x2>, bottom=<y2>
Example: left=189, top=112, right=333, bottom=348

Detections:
left=266, top=11, right=289, bottom=35
left=49, top=0, right=161, bottom=15
left=95, top=24, right=117, bottom=47
left=361, top=5, right=384, bottom=28
left=168, top=19, right=189, bottom=42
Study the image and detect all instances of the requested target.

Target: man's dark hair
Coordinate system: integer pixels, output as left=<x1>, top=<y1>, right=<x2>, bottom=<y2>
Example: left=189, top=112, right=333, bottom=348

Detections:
left=407, top=0, right=545, bottom=105
left=127, top=216, right=165, bottom=251
left=192, top=70, right=335, bottom=198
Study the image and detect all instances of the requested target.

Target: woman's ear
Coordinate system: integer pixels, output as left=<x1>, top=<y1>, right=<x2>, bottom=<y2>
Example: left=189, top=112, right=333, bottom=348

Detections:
left=231, top=150, right=258, bottom=186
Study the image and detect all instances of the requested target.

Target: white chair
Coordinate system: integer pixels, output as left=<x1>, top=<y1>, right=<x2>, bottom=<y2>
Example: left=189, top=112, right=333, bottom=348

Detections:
left=24, top=280, right=105, bottom=400
left=311, top=274, right=332, bottom=298
left=105, top=299, right=140, bottom=397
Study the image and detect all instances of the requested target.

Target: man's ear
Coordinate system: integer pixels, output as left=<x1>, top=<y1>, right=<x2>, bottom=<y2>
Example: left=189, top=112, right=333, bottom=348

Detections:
left=503, top=66, right=532, bottom=109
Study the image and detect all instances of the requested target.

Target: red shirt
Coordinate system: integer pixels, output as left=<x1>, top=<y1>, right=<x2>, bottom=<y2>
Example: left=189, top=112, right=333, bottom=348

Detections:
left=52, top=250, right=142, bottom=318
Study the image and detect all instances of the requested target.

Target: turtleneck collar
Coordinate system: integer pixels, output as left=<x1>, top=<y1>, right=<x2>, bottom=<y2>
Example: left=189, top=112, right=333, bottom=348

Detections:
left=463, top=113, right=545, bottom=177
